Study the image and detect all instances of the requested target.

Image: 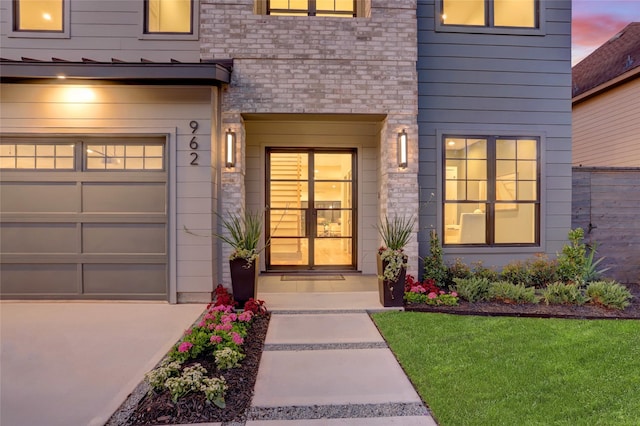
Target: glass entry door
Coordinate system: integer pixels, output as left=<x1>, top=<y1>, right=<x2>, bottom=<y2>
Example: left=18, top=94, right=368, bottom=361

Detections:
left=266, top=149, right=356, bottom=270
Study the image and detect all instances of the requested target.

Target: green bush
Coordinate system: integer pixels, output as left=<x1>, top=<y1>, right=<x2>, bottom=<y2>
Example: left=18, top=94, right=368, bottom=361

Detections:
left=557, top=228, right=588, bottom=285
left=586, top=281, right=632, bottom=310
left=489, top=281, right=538, bottom=304
left=448, top=257, right=472, bottom=280
left=527, top=254, right=558, bottom=288
left=471, top=261, right=499, bottom=282
left=541, top=282, right=586, bottom=305
left=500, top=261, right=532, bottom=286
left=423, top=230, right=448, bottom=286
left=454, top=277, right=491, bottom=303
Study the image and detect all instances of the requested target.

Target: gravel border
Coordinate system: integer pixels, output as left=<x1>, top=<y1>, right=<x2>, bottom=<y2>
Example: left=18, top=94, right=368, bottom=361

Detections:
left=247, top=402, right=430, bottom=421
left=264, top=342, right=388, bottom=351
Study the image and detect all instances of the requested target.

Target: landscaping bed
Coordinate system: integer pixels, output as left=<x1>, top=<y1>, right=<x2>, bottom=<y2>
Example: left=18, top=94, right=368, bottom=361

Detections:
left=126, top=313, right=269, bottom=425
left=405, top=282, right=640, bottom=319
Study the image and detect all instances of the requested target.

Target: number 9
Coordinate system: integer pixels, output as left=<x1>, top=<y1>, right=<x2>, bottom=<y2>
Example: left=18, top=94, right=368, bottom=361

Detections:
left=189, top=120, right=199, bottom=133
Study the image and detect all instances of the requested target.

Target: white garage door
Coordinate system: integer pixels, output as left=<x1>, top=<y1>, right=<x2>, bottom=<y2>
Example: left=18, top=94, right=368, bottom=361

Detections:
left=0, top=136, right=168, bottom=300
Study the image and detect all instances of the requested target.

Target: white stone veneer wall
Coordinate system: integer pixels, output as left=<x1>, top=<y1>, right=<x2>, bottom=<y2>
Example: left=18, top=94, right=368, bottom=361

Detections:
left=201, top=0, right=419, bottom=279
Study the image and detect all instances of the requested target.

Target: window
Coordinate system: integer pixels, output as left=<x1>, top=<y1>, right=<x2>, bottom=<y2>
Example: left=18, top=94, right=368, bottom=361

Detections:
left=145, top=0, right=193, bottom=33
left=441, top=0, right=537, bottom=28
left=0, top=142, right=75, bottom=170
left=443, top=136, right=539, bottom=246
left=268, top=0, right=356, bottom=17
left=13, top=0, right=64, bottom=32
left=86, top=144, right=165, bottom=170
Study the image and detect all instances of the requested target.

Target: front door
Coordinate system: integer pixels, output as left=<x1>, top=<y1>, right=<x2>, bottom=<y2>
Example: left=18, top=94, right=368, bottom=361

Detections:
left=266, top=148, right=356, bottom=270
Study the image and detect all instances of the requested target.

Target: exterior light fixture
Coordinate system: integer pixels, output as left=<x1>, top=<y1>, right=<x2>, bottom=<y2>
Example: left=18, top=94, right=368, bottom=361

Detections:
left=225, top=129, right=236, bottom=168
left=397, top=129, right=408, bottom=169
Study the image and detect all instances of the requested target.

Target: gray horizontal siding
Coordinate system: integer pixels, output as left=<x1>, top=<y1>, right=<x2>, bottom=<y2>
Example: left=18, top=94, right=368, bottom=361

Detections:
left=0, top=1, right=199, bottom=62
left=417, top=0, right=572, bottom=267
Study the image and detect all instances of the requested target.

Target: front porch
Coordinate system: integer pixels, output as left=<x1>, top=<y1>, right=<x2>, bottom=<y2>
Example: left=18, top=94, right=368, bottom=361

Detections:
left=256, top=274, right=391, bottom=311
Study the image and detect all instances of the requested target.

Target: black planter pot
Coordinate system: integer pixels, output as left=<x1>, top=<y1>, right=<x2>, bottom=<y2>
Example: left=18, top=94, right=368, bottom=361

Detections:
left=229, top=256, right=258, bottom=308
left=377, top=252, right=406, bottom=307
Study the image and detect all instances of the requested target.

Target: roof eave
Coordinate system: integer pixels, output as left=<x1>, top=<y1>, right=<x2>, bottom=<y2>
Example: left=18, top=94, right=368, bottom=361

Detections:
left=572, top=66, right=640, bottom=105
left=0, top=61, right=231, bottom=85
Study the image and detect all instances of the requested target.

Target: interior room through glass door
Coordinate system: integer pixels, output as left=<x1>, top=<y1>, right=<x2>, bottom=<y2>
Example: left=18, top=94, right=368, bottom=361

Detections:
left=267, top=149, right=356, bottom=270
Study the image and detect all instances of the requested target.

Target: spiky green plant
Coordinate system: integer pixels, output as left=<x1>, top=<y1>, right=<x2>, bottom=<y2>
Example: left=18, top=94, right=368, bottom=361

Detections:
left=376, top=214, right=415, bottom=250
left=215, top=210, right=265, bottom=261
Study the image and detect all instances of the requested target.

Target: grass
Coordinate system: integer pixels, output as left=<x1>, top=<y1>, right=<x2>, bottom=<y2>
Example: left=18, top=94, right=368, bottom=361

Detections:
left=372, top=312, right=640, bottom=426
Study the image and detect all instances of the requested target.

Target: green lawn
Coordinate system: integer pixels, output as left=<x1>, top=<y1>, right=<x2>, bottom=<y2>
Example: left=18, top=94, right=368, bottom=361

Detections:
left=372, top=312, right=640, bottom=426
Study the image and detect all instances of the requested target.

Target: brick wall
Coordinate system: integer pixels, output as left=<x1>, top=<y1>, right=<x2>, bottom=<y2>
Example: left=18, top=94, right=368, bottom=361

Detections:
left=200, top=0, right=420, bottom=277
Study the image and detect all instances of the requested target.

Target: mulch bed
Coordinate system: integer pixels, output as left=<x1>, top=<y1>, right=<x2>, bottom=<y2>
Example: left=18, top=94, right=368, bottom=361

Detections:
left=125, top=313, right=270, bottom=425
left=405, top=283, right=640, bottom=320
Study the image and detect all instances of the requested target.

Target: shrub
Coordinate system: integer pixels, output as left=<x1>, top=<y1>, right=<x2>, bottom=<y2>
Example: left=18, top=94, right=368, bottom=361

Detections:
left=447, top=258, right=472, bottom=288
left=586, top=281, right=632, bottom=310
left=557, top=228, right=588, bottom=285
left=541, top=282, right=586, bottom=305
left=454, top=277, right=491, bottom=302
left=500, top=260, right=532, bottom=286
left=527, top=254, right=558, bottom=288
left=471, top=261, right=499, bottom=282
left=488, top=281, right=538, bottom=304
left=423, top=230, right=448, bottom=286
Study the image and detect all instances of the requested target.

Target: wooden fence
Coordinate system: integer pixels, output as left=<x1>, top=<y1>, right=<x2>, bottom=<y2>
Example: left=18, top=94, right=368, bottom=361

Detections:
left=572, top=167, right=640, bottom=284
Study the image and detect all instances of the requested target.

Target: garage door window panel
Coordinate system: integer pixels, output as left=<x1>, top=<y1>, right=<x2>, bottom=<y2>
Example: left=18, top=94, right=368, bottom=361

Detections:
left=0, top=143, right=75, bottom=170
left=86, top=144, right=164, bottom=171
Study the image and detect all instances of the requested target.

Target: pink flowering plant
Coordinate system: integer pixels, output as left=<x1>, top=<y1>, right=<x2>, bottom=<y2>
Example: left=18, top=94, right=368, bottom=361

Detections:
left=147, top=285, right=268, bottom=408
left=404, top=274, right=459, bottom=306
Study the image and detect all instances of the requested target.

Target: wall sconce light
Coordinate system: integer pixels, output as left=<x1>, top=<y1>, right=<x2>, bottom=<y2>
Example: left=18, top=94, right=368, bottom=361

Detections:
left=397, top=129, right=408, bottom=169
left=225, top=129, right=236, bottom=168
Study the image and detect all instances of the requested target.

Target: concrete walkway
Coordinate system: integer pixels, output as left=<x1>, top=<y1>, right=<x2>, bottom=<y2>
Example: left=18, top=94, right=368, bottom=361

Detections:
left=0, top=301, right=205, bottom=426
left=244, top=285, right=437, bottom=425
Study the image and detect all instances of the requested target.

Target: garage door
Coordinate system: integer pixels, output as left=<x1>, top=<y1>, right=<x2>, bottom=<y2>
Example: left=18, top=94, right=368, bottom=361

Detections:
left=0, top=136, right=168, bottom=300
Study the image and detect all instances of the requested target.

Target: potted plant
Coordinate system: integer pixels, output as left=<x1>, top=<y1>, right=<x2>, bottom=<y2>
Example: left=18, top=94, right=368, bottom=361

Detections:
left=215, top=209, right=266, bottom=308
left=376, top=214, right=415, bottom=307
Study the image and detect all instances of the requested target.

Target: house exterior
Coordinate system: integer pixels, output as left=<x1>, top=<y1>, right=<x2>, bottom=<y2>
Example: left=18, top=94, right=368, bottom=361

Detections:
left=417, top=0, right=572, bottom=269
left=0, top=0, right=573, bottom=302
left=572, top=22, right=640, bottom=283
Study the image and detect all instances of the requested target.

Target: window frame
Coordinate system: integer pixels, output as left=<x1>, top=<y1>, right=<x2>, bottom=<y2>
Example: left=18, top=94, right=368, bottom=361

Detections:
left=139, top=0, right=199, bottom=41
left=435, top=0, right=546, bottom=36
left=266, top=0, right=357, bottom=17
left=441, top=134, right=541, bottom=248
left=9, top=0, right=70, bottom=39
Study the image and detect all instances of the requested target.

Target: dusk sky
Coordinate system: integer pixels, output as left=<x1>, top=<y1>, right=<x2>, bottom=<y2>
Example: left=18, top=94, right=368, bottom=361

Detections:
left=572, top=0, right=640, bottom=65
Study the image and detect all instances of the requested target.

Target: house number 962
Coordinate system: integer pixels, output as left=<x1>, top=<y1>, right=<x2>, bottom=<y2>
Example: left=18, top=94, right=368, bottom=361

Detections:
left=189, top=120, right=199, bottom=166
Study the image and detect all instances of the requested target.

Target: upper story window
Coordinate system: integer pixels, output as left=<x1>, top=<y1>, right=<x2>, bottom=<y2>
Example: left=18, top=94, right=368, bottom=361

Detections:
left=144, top=0, right=193, bottom=33
left=13, top=0, right=64, bottom=32
left=441, top=0, right=538, bottom=29
left=268, top=0, right=356, bottom=17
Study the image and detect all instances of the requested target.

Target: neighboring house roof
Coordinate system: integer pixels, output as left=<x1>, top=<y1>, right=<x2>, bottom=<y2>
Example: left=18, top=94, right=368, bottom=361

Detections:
left=572, top=22, right=640, bottom=101
left=0, top=57, right=232, bottom=84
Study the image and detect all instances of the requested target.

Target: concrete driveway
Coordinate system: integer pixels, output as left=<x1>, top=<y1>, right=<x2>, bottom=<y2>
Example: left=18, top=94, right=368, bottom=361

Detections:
left=0, top=301, right=205, bottom=426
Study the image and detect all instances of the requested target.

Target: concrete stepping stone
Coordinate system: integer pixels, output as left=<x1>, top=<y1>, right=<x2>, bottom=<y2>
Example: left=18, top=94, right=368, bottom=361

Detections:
left=265, top=313, right=384, bottom=345
left=252, top=348, right=422, bottom=407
